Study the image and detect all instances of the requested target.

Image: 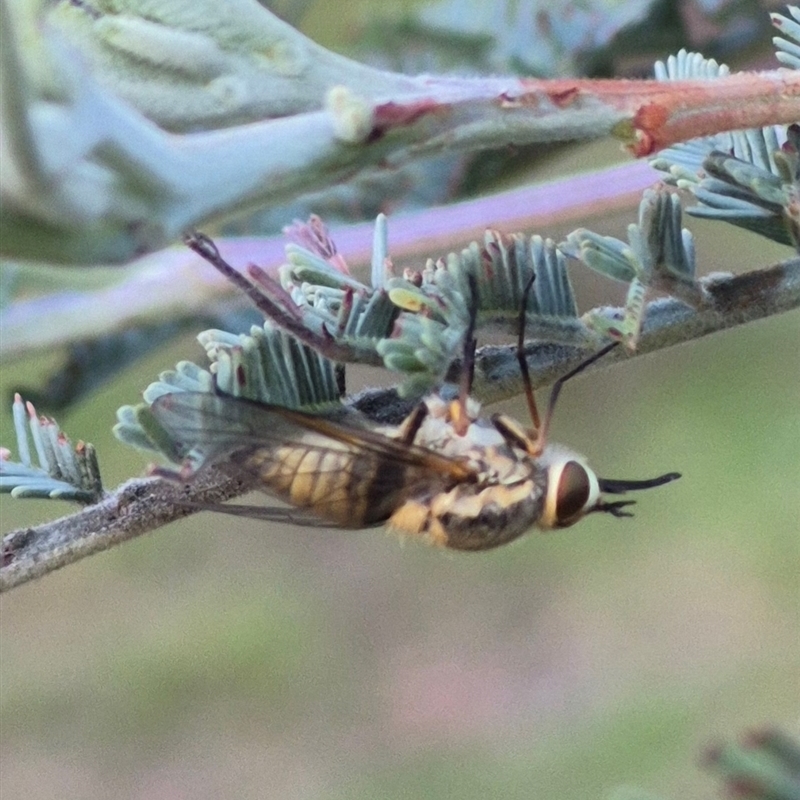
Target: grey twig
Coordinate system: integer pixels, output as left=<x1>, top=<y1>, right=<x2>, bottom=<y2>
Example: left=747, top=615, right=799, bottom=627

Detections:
left=2, top=256, right=798, bottom=592
left=1, top=469, right=255, bottom=592
left=352, top=257, right=800, bottom=421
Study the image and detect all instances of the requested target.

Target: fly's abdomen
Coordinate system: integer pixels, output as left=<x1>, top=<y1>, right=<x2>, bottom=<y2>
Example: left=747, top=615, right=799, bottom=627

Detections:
left=244, top=443, right=407, bottom=527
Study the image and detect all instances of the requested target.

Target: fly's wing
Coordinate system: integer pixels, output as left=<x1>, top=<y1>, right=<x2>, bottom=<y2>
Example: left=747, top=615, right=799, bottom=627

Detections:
left=149, top=392, right=475, bottom=528
left=172, top=501, right=365, bottom=528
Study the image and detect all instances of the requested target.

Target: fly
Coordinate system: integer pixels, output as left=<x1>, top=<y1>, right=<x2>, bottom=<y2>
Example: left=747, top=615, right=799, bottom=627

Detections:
left=150, top=234, right=680, bottom=551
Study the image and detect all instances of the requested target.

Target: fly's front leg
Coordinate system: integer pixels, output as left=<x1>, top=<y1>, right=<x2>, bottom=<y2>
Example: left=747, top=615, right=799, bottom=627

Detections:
left=396, top=402, right=429, bottom=446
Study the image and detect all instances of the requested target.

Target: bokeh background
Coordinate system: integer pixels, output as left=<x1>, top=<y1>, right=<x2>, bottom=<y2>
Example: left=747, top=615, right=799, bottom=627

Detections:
left=2, top=1, right=799, bottom=798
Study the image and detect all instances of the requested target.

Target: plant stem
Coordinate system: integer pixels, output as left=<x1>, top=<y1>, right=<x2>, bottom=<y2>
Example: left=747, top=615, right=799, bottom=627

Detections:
left=2, top=256, right=798, bottom=592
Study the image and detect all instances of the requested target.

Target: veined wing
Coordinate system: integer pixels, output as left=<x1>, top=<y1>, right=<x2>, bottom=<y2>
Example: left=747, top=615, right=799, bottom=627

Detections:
left=149, top=392, right=476, bottom=527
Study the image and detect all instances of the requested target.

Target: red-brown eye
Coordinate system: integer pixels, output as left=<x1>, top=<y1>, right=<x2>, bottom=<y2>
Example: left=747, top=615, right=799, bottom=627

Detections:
left=555, top=460, right=591, bottom=525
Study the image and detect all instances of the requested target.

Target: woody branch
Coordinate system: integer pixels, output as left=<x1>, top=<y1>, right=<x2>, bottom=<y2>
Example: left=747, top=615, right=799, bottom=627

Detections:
left=2, top=255, right=798, bottom=593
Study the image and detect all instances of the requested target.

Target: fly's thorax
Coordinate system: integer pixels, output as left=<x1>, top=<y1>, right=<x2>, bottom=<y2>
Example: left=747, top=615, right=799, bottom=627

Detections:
left=380, top=397, right=553, bottom=549
left=389, top=468, right=547, bottom=551
left=414, top=396, right=513, bottom=463
left=535, top=443, right=601, bottom=530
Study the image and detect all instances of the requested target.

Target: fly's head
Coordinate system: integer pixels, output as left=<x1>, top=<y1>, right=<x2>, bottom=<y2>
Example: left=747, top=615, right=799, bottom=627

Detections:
left=489, top=411, right=679, bottom=530
left=534, top=443, right=604, bottom=529
left=535, top=442, right=681, bottom=530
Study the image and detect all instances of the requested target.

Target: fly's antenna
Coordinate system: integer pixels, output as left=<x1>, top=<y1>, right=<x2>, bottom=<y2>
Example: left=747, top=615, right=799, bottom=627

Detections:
left=598, top=473, right=681, bottom=494
left=451, top=273, right=479, bottom=436
left=517, top=273, right=541, bottom=432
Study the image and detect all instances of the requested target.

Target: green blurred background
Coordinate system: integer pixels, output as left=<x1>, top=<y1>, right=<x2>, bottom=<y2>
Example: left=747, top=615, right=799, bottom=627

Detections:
left=2, top=1, right=799, bottom=798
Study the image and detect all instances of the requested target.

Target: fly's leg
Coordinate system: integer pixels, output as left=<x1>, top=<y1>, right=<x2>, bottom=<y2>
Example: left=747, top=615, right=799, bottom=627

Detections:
left=516, top=273, right=542, bottom=434
left=396, top=402, right=429, bottom=446
left=449, top=272, right=479, bottom=436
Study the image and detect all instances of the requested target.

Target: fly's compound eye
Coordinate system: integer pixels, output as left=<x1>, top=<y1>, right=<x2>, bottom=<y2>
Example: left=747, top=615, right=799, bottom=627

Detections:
left=541, top=459, right=600, bottom=529
left=555, top=461, right=591, bottom=524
